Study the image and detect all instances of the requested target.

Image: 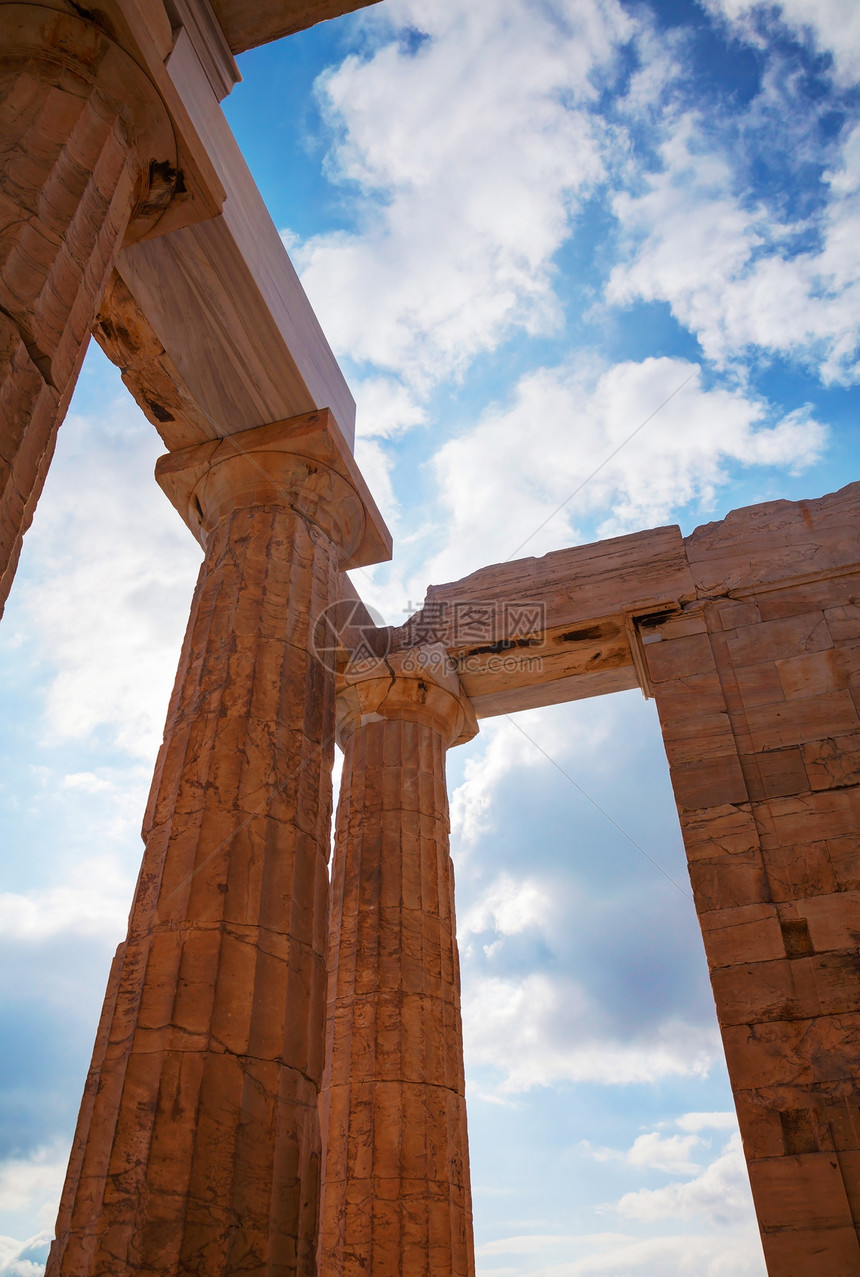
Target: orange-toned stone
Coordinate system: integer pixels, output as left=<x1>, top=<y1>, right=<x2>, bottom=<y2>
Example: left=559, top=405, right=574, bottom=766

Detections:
left=698, top=902, right=784, bottom=970
left=641, top=488, right=860, bottom=1271
left=0, top=3, right=179, bottom=615
left=801, top=732, right=860, bottom=791
left=827, top=604, right=860, bottom=644
left=319, top=649, right=478, bottom=1277
left=739, top=746, right=809, bottom=801
left=755, top=571, right=860, bottom=621
left=726, top=611, right=833, bottom=667
left=48, top=418, right=388, bottom=1277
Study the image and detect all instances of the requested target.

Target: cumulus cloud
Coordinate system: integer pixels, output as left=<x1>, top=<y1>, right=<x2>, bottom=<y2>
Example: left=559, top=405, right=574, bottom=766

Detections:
left=13, top=378, right=201, bottom=762
left=618, top=1133, right=754, bottom=1227
left=288, top=0, right=632, bottom=414
left=676, top=1111, right=739, bottom=1133
left=0, top=1147, right=67, bottom=1259
left=578, top=1117, right=757, bottom=1235
left=426, top=355, right=825, bottom=582
left=450, top=702, right=624, bottom=858
left=460, top=874, right=551, bottom=947
left=705, top=0, right=860, bottom=85
left=449, top=698, right=722, bottom=1096
left=475, top=1120, right=763, bottom=1276
left=625, top=1132, right=703, bottom=1176
left=451, top=716, right=576, bottom=853
left=472, top=1228, right=765, bottom=1275
left=0, top=1233, right=53, bottom=1277
left=608, top=107, right=860, bottom=384
left=581, top=1118, right=737, bottom=1174
left=463, top=971, right=718, bottom=1091
left=23, top=762, right=152, bottom=859
left=0, top=863, right=131, bottom=941
left=0, top=1148, right=65, bottom=1226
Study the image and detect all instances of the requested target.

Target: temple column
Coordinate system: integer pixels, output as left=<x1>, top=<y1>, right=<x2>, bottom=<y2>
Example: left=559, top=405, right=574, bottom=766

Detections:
left=319, top=647, right=478, bottom=1277
left=0, top=2, right=179, bottom=613
left=642, top=488, right=860, bottom=1276
left=48, top=411, right=390, bottom=1277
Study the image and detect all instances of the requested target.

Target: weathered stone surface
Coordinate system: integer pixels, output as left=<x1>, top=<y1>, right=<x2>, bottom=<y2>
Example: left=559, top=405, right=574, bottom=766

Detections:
left=48, top=418, right=388, bottom=1276
left=324, top=483, right=860, bottom=1274
left=0, top=2, right=182, bottom=616
left=116, top=16, right=358, bottom=449
left=3, top=37, right=855, bottom=1259
left=93, top=271, right=218, bottom=450
left=684, top=480, right=860, bottom=593
left=391, top=524, right=695, bottom=716
left=641, top=487, right=860, bottom=1274
left=319, top=651, right=477, bottom=1277
left=209, top=0, right=382, bottom=55
left=739, top=746, right=809, bottom=801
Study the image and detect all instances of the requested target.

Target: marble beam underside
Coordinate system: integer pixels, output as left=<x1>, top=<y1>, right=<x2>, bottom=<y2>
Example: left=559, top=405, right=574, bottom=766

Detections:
left=209, top=0, right=383, bottom=55
left=108, top=0, right=356, bottom=448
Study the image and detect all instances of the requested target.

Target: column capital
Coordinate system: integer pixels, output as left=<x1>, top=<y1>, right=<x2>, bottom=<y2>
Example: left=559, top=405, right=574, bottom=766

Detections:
left=155, top=409, right=392, bottom=569
left=0, top=3, right=182, bottom=242
left=336, top=644, right=478, bottom=749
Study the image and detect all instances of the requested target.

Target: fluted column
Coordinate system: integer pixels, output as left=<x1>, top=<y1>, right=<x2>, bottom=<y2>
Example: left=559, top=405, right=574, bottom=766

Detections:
left=320, top=648, right=478, bottom=1277
left=48, top=412, right=390, bottom=1277
left=0, top=3, right=179, bottom=613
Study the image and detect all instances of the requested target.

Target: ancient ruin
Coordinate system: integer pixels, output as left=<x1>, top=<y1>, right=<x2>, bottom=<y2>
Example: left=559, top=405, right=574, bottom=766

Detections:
left=1, top=0, right=858, bottom=1273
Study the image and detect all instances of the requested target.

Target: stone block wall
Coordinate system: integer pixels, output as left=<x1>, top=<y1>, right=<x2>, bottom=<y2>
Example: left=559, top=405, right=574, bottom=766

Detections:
left=644, top=483, right=860, bottom=1275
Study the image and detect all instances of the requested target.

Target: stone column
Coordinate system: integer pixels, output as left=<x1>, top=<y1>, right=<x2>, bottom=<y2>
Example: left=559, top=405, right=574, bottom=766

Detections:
left=0, top=2, right=179, bottom=613
left=48, top=412, right=390, bottom=1277
left=643, top=486, right=860, bottom=1276
left=319, top=648, right=478, bottom=1277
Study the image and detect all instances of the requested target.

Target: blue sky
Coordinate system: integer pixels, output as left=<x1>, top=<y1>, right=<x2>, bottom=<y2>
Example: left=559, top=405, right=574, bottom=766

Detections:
left=1, top=0, right=859, bottom=1273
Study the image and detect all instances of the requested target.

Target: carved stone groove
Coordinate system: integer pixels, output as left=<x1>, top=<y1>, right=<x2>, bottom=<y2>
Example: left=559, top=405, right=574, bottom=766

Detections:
left=319, top=649, right=478, bottom=1277
left=47, top=419, right=378, bottom=1277
left=0, top=2, right=177, bottom=614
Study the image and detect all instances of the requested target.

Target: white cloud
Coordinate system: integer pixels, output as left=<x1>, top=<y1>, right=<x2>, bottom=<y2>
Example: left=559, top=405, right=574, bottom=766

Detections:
left=289, top=0, right=632, bottom=408
left=20, top=760, right=153, bottom=877
left=15, top=388, right=201, bottom=762
left=460, top=874, right=551, bottom=944
left=583, top=1114, right=741, bottom=1177
left=0, top=1147, right=67, bottom=1255
left=473, top=1228, right=765, bottom=1275
left=59, top=772, right=112, bottom=794
left=478, top=1125, right=764, bottom=1275
left=463, top=972, right=718, bottom=1091
left=0, top=863, right=131, bottom=941
left=618, top=1133, right=755, bottom=1228
left=0, top=1149, right=65, bottom=1223
left=352, top=434, right=400, bottom=537
left=353, top=376, right=427, bottom=439
left=625, top=1132, right=702, bottom=1176
left=608, top=107, right=860, bottom=384
left=705, top=0, right=860, bottom=85
left=450, top=706, right=618, bottom=856
left=0, top=1233, right=52, bottom=1277
left=676, top=1111, right=738, bottom=1133
left=450, top=697, right=717, bottom=1093
left=426, top=355, right=825, bottom=583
